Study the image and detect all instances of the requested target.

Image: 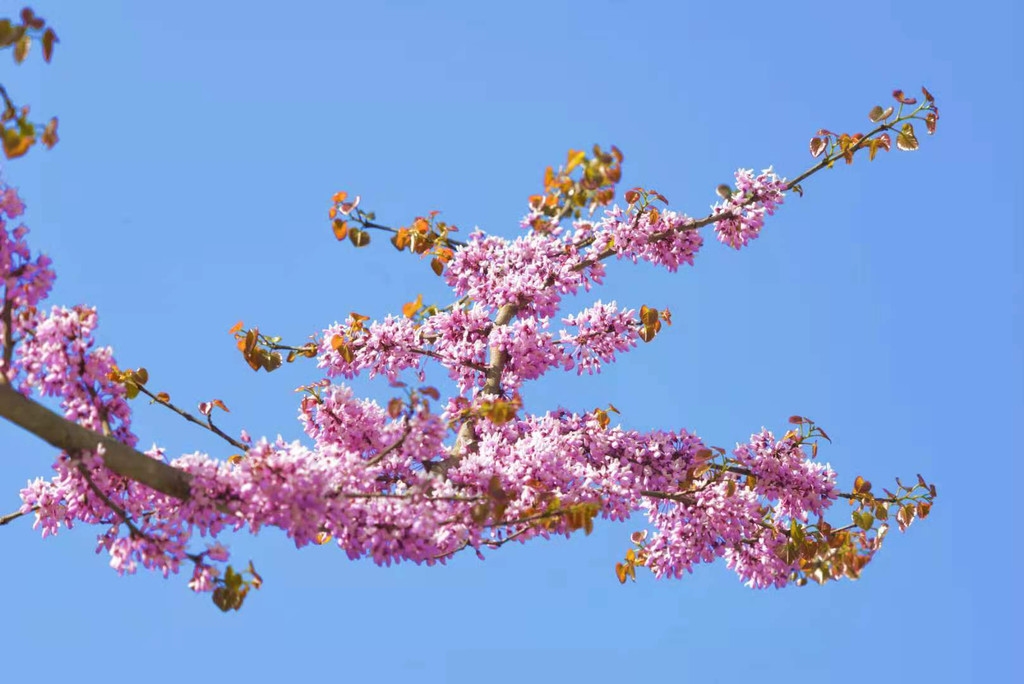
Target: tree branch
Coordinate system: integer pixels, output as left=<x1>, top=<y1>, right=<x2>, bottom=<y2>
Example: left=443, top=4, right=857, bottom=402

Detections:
left=0, top=383, right=193, bottom=501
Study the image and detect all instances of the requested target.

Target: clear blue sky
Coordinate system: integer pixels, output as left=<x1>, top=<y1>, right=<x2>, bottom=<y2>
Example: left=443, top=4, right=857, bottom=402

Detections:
left=1, top=1, right=1020, bottom=681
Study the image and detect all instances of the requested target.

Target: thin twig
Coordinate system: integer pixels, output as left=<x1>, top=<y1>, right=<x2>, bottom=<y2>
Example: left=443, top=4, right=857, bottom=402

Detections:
left=0, top=505, right=34, bottom=526
left=364, top=424, right=413, bottom=467
left=72, top=456, right=145, bottom=538
left=135, top=385, right=247, bottom=451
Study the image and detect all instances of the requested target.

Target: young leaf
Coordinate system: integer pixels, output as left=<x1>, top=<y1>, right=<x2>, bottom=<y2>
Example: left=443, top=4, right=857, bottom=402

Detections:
left=402, top=294, right=423, bottom=318
left=13, top=34, right=30, bottom=63
left=332, top=219, right=348, bottom=241
left=349, top=228, right=369, bottom=247
left=41, top=27, right=57, bottom=62
left=896, top=123, right=919, bottom=151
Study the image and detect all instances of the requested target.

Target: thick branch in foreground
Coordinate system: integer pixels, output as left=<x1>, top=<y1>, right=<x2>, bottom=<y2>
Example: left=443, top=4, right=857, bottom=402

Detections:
left=0, top=383, right=192, bottom=501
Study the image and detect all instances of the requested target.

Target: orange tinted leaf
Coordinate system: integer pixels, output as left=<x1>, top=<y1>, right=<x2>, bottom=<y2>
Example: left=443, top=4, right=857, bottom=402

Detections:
left=331, top=191, right=348, bottom=203
left=155, top=392, right=170, bottom=403
left=402, top=294, right=423, bottom=318
left=638, top=321, right=660, bottom=343
left=430, top=257, right=444, bottom=276
left=3, top=130, right=33, bottom=159
left=639, top=305, right=659, bottom=326
left=332, top=219, right=348, bottom=241
left=566, top=149, right=586, bottom=172
left=13, top=34, right=30, bottom=64
left=229, top=321, right=244, bottom=335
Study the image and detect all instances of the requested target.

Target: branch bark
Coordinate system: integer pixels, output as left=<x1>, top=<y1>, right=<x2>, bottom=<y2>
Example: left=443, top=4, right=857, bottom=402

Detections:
left=0, top=383, right=193, bottom=501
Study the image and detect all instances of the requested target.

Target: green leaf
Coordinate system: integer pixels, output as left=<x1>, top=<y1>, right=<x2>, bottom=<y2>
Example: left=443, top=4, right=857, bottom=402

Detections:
left=853, top=510, right=874, bottom=531
left=349, top=228, right=370, bottom=247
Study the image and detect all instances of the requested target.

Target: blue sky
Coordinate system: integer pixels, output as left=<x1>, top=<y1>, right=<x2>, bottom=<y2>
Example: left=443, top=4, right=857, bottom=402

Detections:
left=1, top=1, right=1019, bottom=681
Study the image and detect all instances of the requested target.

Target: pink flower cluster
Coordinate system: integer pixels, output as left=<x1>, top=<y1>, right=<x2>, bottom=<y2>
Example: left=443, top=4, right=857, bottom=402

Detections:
left=444, top=230, right=603, bottom=317
left=0, top=190, right=55, bottom=383
left=712, top=168, right=787, bottom=249
left=642, top=428, right=838, bottom=589
left=588, top=205, right=705, bottom=272
left=732, top=428, right=837, bottom=520
left=318, top=314, right=423, bottom=383
left=2, top=164, right=847, bottom=597
left=559, top=300, right=638, bottom=375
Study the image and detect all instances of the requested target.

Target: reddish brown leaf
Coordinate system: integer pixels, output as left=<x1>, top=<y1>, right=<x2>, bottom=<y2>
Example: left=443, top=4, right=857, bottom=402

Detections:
left=892, top=90, right=917, bottom=105
left=387, top=398, right=404, bottom=418
left=809, top=137, right=827, bottom=158
left=41, top=116, right=58, bottom=148
left=41, top=27, right=57, bottom=62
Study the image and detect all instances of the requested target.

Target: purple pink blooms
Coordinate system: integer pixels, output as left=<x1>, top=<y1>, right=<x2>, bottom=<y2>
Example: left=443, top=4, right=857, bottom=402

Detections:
left=2, top=168, right=859, bottom=595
